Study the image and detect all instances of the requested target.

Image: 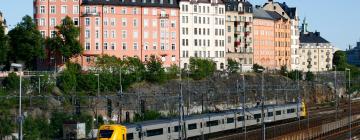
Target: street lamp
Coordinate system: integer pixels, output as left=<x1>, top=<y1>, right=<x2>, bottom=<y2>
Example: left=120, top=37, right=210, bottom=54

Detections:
left=11, top=63, right=23, bottom=140
left=257, top=68, right=265, bottom=140
left=345, top=68, right=351, bottom=140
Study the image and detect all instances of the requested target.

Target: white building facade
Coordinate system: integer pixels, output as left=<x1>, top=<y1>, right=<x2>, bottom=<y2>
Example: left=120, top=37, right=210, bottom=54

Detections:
left=0, top=11, right=7, bottom=34
left=299, top=19, right=333, bottom=72
left=179, top=0, right=226, bottom=70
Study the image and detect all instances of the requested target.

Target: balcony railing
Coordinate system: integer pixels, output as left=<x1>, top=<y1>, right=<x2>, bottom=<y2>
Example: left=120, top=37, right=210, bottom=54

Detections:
left=82, top=12, right=100, bottom=17
left=159, top=14, right=169, bottom=19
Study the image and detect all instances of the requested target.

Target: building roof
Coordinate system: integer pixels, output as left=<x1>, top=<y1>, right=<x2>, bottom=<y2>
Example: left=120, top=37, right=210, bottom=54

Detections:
left=185, top=0, right=224, bottom=5
left=82, top=0, right=179, bottom=8
left=266, top=10, right=283, bottom=20
left=253, top=7, right=274, bottom=20
left=300, top=32, right=330, bottom=44
left=263, top=2, right=297, bottom=19
left=224, top=0, right=253, bottom=13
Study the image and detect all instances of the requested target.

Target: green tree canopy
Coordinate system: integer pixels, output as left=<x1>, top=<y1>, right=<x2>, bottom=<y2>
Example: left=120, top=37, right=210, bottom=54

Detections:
left=226, top=58, right=239, bottom=73
left=145, top=55, right=166, bottom=83
left=52, top=16, right=83, bottom=61
left=0, top=21, right=9, bottom=65
left=189, top=58, right=216, bottom=80
left=8, top=15, right=44, bottom=69
left=253, top=64, right=265, bottom=73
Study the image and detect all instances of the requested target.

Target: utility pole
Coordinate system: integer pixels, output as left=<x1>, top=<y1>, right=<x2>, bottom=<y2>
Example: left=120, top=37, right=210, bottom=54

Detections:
left=346, top=68, right=351, bottom=140
left=241, top=74, right=246, bottom=140
left=11, top=63, right=23, bottom=140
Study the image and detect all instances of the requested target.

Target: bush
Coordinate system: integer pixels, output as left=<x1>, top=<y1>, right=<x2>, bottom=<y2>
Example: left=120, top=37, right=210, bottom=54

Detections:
left=253, top=64, right=265, bottom=73
left=227, top=58, right=239, bottom=73
left=305, top=71, right=314, bottom=81
left=145, top=55, right=166, bottom=83
left=189, top=58, right=216, bottom=80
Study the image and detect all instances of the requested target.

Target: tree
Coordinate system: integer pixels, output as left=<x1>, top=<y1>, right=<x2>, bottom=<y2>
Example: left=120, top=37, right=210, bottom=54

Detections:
left=0, top=21, right=9, bottom=66
left=145, top=55, right=166, bottom=83
left=49, top=111, right=71, bottom=138
left=305, top=71, right=314, bottom=81
left=280, top=65, right=288, bottom=76
left=8, top=15, right=44, bottom=69
left=189, top=58, right=216, bottom=80
left=166, top=64, right=180, bottom=80
left=23, top=116, right=51, bottom=140
left=58, top=63, right=81, bottom=94
left=288, top=70, right=303, bottom=81
left=252, top=64, right=265, bottom=73
left=2, top=72, right=19, bottom=91
left=123, top=57, right=146, bottom=83
left=51, top=16, right=83, bottom=61
left=0, top=112, right=14, bottom=138
left=227, top=58, right=239, bottom=73
left=333, top=51, right=347, bottom=69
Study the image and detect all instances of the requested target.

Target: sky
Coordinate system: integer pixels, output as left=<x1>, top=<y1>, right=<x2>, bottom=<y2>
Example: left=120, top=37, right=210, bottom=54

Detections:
left=1, top=0, right=360, bottom=50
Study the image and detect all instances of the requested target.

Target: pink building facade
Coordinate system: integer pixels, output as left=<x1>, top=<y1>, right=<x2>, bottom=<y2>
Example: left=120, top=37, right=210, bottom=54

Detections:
left=34, top=0, right=180, bottom=70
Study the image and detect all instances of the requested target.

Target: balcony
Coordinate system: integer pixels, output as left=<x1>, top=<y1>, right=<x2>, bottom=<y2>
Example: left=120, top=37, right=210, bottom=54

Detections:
left=234, top=21, right=240, bottom=27
left=245, top=22, right=250, bottom=26
left=81, top=12, right=100, bottom=17
left=244, top=31, right=250, bottom=36
left=234, top=41, right=241, bottom=46
left=159, top=14, right=169, bottom=19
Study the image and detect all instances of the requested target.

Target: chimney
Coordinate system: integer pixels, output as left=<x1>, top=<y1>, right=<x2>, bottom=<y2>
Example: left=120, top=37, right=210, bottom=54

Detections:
left=314, top=31, right=320, bottom=36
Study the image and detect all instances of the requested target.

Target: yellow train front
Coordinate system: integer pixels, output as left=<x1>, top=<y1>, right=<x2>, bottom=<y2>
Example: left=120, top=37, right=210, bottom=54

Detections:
left=97, top=125, right=127, bottom=140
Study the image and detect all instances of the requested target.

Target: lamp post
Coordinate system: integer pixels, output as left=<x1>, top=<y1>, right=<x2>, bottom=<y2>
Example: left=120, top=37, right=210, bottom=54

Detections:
left=94, top=74, right=100, bottom=128
left=345, top=68, right=351, bottom=140
left=11, top=63, right=23, bottom=140
left=258, top=68, right=265, bottom=140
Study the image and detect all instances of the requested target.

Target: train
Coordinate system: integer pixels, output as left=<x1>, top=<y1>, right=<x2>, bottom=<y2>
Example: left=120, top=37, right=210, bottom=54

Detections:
left=97, top=102, right=307, bottom=140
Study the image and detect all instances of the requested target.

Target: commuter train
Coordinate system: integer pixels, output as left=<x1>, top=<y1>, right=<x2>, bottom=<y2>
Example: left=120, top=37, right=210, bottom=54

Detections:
left=98, top=102, right=306, bottom=140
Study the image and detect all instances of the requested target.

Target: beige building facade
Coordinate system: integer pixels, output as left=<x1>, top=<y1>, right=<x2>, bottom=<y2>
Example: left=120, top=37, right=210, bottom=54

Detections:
left=225, top=0, right=253, bottom=72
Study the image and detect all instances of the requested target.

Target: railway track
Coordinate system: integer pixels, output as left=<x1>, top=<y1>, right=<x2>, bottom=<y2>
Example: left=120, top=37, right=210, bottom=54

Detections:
left=210, top=100, right=360, bottom=140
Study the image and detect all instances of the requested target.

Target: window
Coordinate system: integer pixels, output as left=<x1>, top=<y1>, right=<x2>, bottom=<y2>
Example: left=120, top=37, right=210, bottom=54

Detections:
left=122, top=30, right=127, bottom=39
left=276, top=110, right=282, bottom=115
left=152, top=19, right=157, bottom=27
left=84, top=30, right=91, bottom=39
left=95, top=18, right=100, bottom=26
left=40, top=31, right=45, bottom=38
left=73, top=18, right=79, bottom=26
left=95, top=42, right=99, bottom=50
left=121, top=8, right=127, bottom=14
left=171, top=32, right=176, bottom=39
left=50, top=6, right=56, bottom=14
left=206, top=120, right=219, bottom=127
left=171, top=55, right=176, bottom=61
left=40, top=6, right=46, bottom=14
left=194, top=5, right=197, bottom=12
left=161, top=43, right=165, bottom=50
left=110, top=7, right=115, bottom=14
left=132, top=8, right=138, bottom=14
left=161, top=56, right=166, bottom=62
left=122, top=43, right=127, bottom=50
left=95, top=30, right=99, bottom=39
left=146, top=128, right=163, bottom=137
left=287, top=109, right=295, bottom=114
left=268, top=112, right=274, bottom=117
left=61, top=5, right=67, bottom=14
left=111, top=30, right=116, bottom=38
left=152, top=9, right=157, bottom=15
left=73, top=5, right=79, bottom=14
left=85, top=43, right=90, bottom=50
left=144, top=43, right=149, bottom=50
left=133, top=31, right=138, bottom=38
left=237, top=116, right=244, bottom=121
left=227, top=118, right=234, bottom=123
left=50, top=18, right=56, bottom=26
left=143, top=8, right=148, bottom=15
left=104, top=42, right=108, bottom=50
left=86, top=56, right=91, bottom=63
left=50, top=31, right=56, bottom=38
left=144, top=31, right=148, bottom=39
left=254, top=114, right=261, bottom=119
left=111, top=43, right=116, bottom=50
left=133, top=42, right=138, bottom=50
left=174, top=126, right=181, bottom=132
left=85, top=18, right=90, bottom=26
left=171, top=21, right=176, bottom=27
left=188, top=123, right=197, bottom=130
left=104, top=30, right=108, bottom=38
left=133, top=19, right=138, bottom=27
left=122, top=18, right=127, bottom=26
left=111, top=18, right=116, bottom=26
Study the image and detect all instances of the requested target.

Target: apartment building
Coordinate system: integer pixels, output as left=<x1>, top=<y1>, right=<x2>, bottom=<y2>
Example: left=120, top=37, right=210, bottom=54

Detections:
left=299, top=19, right=333, bottom=72
left=34, top=0, right=180, bottom=69
left=179, top=0, right=226, bottom=70
left=224, top=0, right=253, bottom=72
left=263, top=0, right=297, bottom=70
left=347, top=42, right=360, bottom=67
left=253, top=7, right=275, bottom=69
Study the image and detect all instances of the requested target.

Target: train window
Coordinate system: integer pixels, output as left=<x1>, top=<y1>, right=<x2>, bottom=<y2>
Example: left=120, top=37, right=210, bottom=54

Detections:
left=268, top=112, right=273, bottom=117
left=127, top=133, right=134, bottom=140
left=99, top=130, right=114, bottom=138
left=287, top=109, right=295, bottom=113
left=200, top=122, right=203, bottom=128
left=222, top=119, right=224, bottom=124
left=188, top=123, right=197, bottom=130
left=146, top=128, right=164, bottom=137
left=168, top=127, right=170, bottom=133
left=227, top=118, right=234, bottom=123
left=254, top=114, right=261, bottom=119
left=276, top=111, right=281, bottom=115
left=206, top=120, right=219, bottom=127
left=237, top=116, right=244, bottom=121
left=174, top=125, right=182, bottom=132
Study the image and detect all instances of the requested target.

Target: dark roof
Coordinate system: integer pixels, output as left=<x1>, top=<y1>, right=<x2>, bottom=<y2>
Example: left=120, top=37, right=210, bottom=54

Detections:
left=263, top=2, right=297, bottom=19
left=253, top=8, right=274, bottom=20
left=82, top=0, right=179, bottom=8
left=224, top=0, right=253, bottom=13
left=266, top=10, right=283, bottom=20
left=300, top=32, right=330, bottom=44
